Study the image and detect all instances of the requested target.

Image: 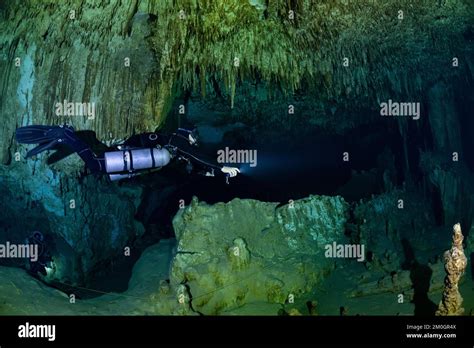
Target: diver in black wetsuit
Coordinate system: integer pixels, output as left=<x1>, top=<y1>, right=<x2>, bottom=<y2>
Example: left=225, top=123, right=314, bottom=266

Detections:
left=15, top=124, right=240, bottom=182
left=25, top=231, right=53, bottom=278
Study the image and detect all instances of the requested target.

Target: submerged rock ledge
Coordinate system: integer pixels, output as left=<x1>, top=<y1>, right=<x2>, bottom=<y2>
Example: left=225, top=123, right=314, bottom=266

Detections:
left=0, top=195, right=348, bottom=315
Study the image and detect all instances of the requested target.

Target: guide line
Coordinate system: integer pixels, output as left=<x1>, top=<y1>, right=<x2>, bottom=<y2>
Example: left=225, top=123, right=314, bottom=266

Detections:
left=49, top=251, right=304, bottom=304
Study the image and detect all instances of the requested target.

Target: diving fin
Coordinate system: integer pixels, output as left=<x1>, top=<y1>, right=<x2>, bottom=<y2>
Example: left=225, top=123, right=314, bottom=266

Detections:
left=15, top=124, right=103, bottom=172
left=16, top=125, right=76, bottom=157
left=16, top=125, right=70, bottom=144
left=26, top=138, right=62, bottom=158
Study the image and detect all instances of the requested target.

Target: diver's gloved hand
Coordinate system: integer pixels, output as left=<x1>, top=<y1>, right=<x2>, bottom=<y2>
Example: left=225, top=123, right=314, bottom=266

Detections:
left=221, top=166, right=240, bottom=177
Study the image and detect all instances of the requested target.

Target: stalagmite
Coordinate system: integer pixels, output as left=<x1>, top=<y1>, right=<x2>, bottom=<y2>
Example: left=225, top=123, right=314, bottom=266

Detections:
left=436, top=223, right=467, bottom=316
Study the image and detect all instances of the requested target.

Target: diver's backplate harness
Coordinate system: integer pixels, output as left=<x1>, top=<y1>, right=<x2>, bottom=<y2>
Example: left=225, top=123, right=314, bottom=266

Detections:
left=15, top=124, right=236, bottom=183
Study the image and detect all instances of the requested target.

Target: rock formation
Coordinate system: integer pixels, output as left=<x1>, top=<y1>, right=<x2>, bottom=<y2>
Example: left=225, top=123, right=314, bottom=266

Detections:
left=0, top=195, right=350, bottom=315
left=348, top=261, right=446, bottom=299
left=436, top=223, right=468, bottom=316
left=170, top=195, right=349, bottom=314
left=0, top=157, right=144, bottom=286
left=0, top=1, right=163, bottom=285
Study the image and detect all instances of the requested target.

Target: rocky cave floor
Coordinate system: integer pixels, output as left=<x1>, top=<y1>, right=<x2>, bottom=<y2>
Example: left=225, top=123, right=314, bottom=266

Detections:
left=1, top=242, right=473, bottom=316
left=1, top=191, right=473, bottom=316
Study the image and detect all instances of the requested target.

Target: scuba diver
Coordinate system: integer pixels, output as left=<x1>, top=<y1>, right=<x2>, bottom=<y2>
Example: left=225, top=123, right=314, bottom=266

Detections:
left=25, top=231, right=53, bottom=278
left=15, top=124, right=240, bottom=182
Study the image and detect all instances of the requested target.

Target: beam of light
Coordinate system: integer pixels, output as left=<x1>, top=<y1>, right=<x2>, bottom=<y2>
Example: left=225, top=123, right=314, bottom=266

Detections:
left=237, top=143, right=345, bottom=180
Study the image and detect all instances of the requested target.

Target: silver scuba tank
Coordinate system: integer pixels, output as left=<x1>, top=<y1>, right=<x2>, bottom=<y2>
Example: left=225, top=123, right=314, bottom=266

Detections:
left=104, top=147, right=171, bottom=174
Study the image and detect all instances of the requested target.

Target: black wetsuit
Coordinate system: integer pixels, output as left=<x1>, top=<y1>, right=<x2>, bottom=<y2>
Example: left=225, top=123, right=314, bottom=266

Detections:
left=26, top=234, right=52, bottom=277
left=15, top=125, right=223, bottom=178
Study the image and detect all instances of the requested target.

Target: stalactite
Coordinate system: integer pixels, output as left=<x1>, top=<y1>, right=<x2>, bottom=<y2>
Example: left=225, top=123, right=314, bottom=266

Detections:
left=150, top=0, right=473, bottom=113
left=0, top=0, right=171, bottom=163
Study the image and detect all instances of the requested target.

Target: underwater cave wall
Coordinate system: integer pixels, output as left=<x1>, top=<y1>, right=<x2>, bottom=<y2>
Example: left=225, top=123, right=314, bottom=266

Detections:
left=0, top=0, right=177, bottom=165
left=0, top=0, right=168, bottom=285
left=0, top=159, right=145, bottom=285
left=0, top=0, right=474, bottom=286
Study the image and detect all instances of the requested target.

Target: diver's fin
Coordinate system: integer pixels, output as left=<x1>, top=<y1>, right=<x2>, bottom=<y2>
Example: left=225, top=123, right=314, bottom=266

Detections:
left=15, top=125, right=103, bottom=172
left=26, top=138, right=61, bottom=158
left=15, top=125, right=68, bottom=144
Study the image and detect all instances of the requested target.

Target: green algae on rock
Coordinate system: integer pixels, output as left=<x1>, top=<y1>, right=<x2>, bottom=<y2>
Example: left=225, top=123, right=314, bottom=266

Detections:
left=170, top=195, right=349, bottom=314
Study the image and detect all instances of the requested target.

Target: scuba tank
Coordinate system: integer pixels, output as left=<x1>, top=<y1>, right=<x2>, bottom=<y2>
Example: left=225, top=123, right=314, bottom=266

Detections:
left=104, top=147, right=171, bottom=181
